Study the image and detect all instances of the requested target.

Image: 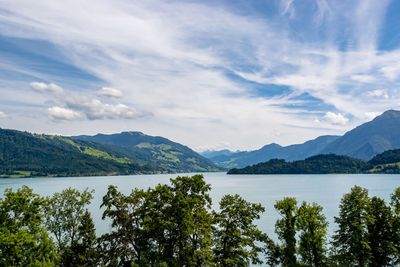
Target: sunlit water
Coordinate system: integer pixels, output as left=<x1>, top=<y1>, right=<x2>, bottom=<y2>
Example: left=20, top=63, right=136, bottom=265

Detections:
left=1, top=172, right=400, bottom=259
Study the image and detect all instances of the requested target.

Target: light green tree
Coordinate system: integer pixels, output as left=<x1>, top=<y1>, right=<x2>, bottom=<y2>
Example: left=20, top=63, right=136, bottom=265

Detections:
left=331, top=186, right=370, bottom=266
left=44, top=187, right=97, bottom=266
left=213, top=194, right=266, bottom=267
left=0, top=186, right=58, bottom=266
left=268, top=197, right=298, bottom=267
left=297, top=202, right=328, bottom=267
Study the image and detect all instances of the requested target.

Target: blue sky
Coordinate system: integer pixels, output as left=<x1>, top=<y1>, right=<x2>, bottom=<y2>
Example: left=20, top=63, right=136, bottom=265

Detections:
left=0, top=0, right=399, bottom=151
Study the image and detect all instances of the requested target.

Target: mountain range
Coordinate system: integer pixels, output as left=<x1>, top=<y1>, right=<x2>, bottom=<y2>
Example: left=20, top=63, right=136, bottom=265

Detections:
left=0, top=129, right=219, bottom=177
left=204, top=110, right=400, bottom=168
left=2, top=109, right=400, bottom=177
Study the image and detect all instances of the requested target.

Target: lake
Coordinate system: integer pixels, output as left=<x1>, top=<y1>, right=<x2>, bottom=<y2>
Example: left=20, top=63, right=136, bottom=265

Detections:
left=1, top=172, right=400, bottom=239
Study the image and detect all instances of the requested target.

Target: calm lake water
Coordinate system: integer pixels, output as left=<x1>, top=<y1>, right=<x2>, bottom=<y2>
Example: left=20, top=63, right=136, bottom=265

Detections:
left=1, top=172, right=400, bottom=239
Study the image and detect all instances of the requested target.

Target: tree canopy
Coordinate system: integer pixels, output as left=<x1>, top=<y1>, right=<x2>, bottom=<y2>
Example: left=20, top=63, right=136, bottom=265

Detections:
left=1, top=175, right=400, bottom=266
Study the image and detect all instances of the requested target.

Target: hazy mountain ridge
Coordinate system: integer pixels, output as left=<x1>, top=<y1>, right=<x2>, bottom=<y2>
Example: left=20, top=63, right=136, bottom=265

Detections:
left=208, top=110, right=400, bottom=168
left=207, top=135, right=340, bottom=168
left=321, top=110, right=400, bottom=159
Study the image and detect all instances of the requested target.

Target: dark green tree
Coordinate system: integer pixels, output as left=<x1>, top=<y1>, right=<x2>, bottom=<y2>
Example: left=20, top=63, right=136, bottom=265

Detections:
left=331, top=186, right=370, bottom=266
left=167, top=175, right=214, bottom=266
left=98, top=186, right=150, bottom=266
left=390, top=187, right=400, bottom=265
left=99, top=174, right=214, bottom=266
left=0, top=186, right=58, bottom=266
left=266, top=197, right=298, bottom=267
left=297, top=202, right=328, bottom=267
left=366, top=196, right=396, bottom=267
left=213, top=194, right=266, bottom=267
left=44, top=187, right=97, bottom=266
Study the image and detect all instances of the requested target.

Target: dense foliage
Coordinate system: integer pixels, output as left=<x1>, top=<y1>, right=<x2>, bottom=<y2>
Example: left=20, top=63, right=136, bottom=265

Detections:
left=228, top=150, right=400, bottom=174
left=228, top=154, right=368, bottom=174
left=0, top=128, right=219, bottom=177
left=1, top=175, right=400, bottom=266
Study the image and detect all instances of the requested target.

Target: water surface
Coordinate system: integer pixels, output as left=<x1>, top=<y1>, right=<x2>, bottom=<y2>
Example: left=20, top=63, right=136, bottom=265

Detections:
left=1, top=172, right=399, bottom=238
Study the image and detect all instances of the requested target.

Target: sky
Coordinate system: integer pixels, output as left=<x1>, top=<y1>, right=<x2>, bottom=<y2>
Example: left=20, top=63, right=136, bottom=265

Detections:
left=0, top=0, right=400, bottom=152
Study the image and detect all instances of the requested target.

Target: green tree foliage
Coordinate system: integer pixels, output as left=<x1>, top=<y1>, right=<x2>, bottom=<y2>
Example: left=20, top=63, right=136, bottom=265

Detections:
left=98, top=185, right=150, bottom=266
left=1, top=179, right=400, bottom=267
left=390, top=188, right=400, bottom=265
left=332, top=186, right=370, bottom=266
left=265, top=199, right=328, bottom=267
left=0, top=186, right=58, bottom=266
left=99, top=174, right=214, bottom=266
left=366, top=197, right=396, bottom=267
left=228, top=154, right=368, bottom=174
left=266, top=197, right=298, bottom=267
left=297, top=202, right=328, bottom=267
left=66, top=211, right=98, bottom=267
left=331, top=186, right=400, bottom=267
left=213, top=194, right=266, bottom=266
left=44, top=187, right=98, bottom=267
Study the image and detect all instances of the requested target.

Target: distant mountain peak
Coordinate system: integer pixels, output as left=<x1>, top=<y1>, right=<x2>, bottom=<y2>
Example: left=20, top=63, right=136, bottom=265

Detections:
left=377, top=109, right=400, bottom=119
left=261, top=143, right=282, bottom=149
left=321, top=109, right=400, bottom=159
left=120, top=131, right=145, bottom=136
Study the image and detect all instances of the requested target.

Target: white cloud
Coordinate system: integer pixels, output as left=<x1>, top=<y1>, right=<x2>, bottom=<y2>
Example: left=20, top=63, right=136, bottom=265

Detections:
left=30, top=82, right=64, bottom=94
left=0, top=111, right=7, bottom=119
left=350, top=74, right=375, bottom=83
left=98, top=87, right=123, bottom=98
left=364, top=111, right=381, bottom=120
left=367, top=89, right=389, bottom=99
left=380, top=62, right=400, bottom=81
left=67, top=98, right=143, bottom=120
left=324, top=112, right=349, bottom=126
left=48, top=106, right=81, bottom=120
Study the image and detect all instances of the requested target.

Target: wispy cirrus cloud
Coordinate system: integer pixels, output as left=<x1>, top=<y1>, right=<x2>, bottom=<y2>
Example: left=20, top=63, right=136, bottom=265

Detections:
left=0, top=0, right=399, bottom=150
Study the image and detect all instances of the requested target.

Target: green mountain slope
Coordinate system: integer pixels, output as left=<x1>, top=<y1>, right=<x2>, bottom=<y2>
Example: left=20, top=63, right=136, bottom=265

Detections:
left=227, top=149, right=400, bottom=174
left=228, top=154, right=367, bottom=174
left=73, top=132, right=220, bottom=173
left=0, top=129, right=152, bottom=177
left=0, top=129, right=220, bottom=177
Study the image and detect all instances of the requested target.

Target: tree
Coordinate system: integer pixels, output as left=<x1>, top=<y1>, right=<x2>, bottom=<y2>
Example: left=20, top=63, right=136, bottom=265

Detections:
left=99, top=174, right=214, bottom=266
left=213, top=194, right=266, bottom=266
left=67, top=211, right=98, bottom=267
left=0, top=186, right=58, bottom=266
left=297, top=202, right=328, bottom=267
left=44, top=187, right=97, bottom=266
left=98, top=185, right=150, bottom=266
left=390, top=187, right=400, bottom=265
left=166, top=174, right=214, bottom=266
left=332, top=186, right=370, bottom=266
left=366, top=196, right=396, bottom=267
left=266, top=197, right=298, bottom=267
